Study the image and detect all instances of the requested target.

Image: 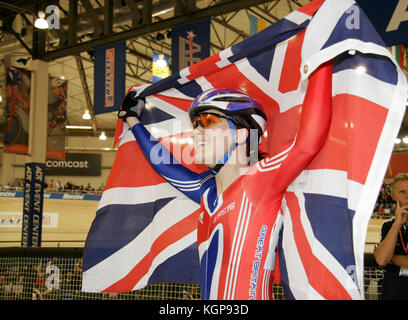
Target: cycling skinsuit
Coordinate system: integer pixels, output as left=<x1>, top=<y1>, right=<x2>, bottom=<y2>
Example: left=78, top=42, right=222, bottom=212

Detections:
left=131, top=122, right=288, bottom=299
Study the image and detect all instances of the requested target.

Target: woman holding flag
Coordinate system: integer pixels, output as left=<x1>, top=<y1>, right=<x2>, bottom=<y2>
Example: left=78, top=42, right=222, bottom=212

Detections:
left=117, top=62, right=333, bottom=300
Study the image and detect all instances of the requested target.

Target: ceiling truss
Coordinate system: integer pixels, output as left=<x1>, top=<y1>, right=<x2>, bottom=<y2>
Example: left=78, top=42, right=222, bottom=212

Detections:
left=0, top=0, right=406, bottom=141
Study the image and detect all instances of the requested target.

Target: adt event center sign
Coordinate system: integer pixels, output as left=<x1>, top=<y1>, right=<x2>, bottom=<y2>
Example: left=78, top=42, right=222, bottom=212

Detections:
left=22, top=163, right=45, bottom=247
left=356, top=0, right=408, bottom=46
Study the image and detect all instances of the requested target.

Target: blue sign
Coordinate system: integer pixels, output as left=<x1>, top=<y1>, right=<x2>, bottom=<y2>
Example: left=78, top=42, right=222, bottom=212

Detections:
left=152, top=52, right=170, bottom=83
left=21, top=163, right=45, bottom=247
left=0, top=190, right=101, bottom=201
left=171, top=18, right=211, bottom=73
left=356, top=0, right=408, bottom=46
left=93, top=41, right=126, bottom=115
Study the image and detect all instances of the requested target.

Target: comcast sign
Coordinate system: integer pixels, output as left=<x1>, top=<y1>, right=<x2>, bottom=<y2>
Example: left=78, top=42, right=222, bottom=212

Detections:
left=45, top=153, right=101, bottom=176
left=46, top=159, right=90, bottom=169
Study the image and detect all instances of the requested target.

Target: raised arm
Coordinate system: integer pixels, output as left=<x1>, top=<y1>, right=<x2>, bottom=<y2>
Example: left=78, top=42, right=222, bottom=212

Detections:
left=253, top=61, right=333, bottom=199
left=118, top=91, right=212, bottom=204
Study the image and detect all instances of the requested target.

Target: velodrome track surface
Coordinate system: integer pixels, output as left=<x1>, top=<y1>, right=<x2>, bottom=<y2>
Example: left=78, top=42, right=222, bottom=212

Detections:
left=0, top=197, right=98, bottom=247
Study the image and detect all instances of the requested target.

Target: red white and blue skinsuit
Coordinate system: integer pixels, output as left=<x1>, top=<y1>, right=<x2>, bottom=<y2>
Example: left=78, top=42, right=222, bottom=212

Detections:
left=130, top=63, right=332, bottom=299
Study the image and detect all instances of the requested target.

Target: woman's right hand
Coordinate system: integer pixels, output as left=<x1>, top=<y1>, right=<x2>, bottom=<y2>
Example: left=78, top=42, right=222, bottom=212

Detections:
left=118, top=88, right=145, bottom=123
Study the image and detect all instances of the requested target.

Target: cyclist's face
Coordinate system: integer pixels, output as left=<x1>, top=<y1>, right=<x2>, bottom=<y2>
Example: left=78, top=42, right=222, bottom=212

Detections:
left=192, top=110, right=233, bottom=167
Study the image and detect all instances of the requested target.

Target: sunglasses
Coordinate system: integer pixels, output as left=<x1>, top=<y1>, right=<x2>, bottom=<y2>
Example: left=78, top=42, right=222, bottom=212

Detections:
left=192, top=113, right=229, bottom=129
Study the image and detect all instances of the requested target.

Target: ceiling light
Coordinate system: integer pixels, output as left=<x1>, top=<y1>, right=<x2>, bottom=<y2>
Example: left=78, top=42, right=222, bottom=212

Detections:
left=403, top=136, right=408, bottom=144
left=155, top=32, right=165, bottom=41
left=152, top=8, right=172, bottom=17
left=82, top=110, right=91, bottom=120
left=65, top=125, right=92, bottom=130
left=0, top=95, right=2, bottom=102
left=16, top=58, right=30, bottom=66
left=34, top=11, right=49, bottom=29
left=99, top=131, right=107, bottom=140
left=156, top=54, right=167, bottom=68
left=395, top=138, right=401, bottom=144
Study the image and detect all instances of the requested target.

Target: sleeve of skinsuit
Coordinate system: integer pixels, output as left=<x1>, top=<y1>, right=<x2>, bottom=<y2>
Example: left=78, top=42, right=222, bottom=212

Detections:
left=245, top=61, right=333, bottom=201
left=131, top=122, right=214, bottom=204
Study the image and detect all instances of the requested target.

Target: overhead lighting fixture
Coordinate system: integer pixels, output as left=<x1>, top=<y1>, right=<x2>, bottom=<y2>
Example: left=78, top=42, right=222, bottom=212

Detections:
left=16, top=58, right=30, bottom=66
left=82, top=110, right=91, bottom=120
left=395, top=138, right=401, bottom=144
left=152, top=8, right=173, bottom=17
left=99, top=131, right=107, bottom=141
left=156, top=55, right=168, bottom=68
left=155, top=32, right=165, bottom=41
left=65, top=125, right=93, bottom=130
left=0, top=95, right=2, bottom=102
left=34, top=11, right=49, bottom=29
left=403, top=136, right=408, bottom=144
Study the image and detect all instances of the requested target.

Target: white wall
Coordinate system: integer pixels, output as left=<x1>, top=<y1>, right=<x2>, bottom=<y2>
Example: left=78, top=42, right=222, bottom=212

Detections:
left=0, top=135, right=117, bottom=189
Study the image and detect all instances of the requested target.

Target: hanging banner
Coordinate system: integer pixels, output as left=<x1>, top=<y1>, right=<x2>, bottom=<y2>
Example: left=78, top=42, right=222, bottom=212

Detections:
left=249, top=14, right=267, bottom=36
left=47, top=76, right=67, bottom=159
left=93, top=41, right=126, bottom=115
left=171, top=17, right=210, bottom=73
left=391, top=45, right=405, bottom=69
left=2, top=67, right=31, bottom=155
left=356, top=0, right=408, bottom=46
left=152, top=52, right=171, bottom=83
left=386, top=152, right=408, bottom=177
left=21, top=162, right=45, bottom=247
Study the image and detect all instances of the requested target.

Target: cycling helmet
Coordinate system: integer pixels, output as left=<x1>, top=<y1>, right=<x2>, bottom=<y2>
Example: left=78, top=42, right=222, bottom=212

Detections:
left=188, top=88, right=267, bottom=138
left=188, top=89, right=267, bottom=173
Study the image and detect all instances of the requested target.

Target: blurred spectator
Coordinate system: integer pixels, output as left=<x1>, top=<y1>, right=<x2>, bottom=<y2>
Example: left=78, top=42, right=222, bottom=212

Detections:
left=56, top=180, right=62, bottom=191
left=373, top=182, right=396, bottom=218
left=0, top=180, right=106, bottom=195
left=374, top=173, right=408, bottom=300
left=32, top=278, right=46, bottom=300
left=21, top=264, right=37, bottom=300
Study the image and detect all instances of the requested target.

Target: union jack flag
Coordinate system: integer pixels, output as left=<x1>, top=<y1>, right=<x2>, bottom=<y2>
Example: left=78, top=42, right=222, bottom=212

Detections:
left=82, top=0, right=408, bottom=299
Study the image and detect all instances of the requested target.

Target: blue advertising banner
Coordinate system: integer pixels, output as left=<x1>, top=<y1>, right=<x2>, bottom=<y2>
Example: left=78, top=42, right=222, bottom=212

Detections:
left=152, top=52, right=170, bottom=83
left=21, top=162, right=45, bottom=247
left=93, top=41, right=126, bottom=115
left=249, top=14, right=267, bottom=36
left=171, top=17, right=210, bottom=73
left=356, top=0, right=408, bottom=46
left=0, top=190, right=101, bottom=201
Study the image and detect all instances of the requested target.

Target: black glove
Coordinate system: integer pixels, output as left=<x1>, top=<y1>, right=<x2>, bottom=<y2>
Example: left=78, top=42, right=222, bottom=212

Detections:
left=118, top=89, right=145, bottom=120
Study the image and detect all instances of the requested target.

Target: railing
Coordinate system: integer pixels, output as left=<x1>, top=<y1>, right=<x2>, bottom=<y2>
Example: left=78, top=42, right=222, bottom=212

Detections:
left=0, top=247, right=383, bottom=300
left=0, top=186, right=103, bottom=195
left=0, top=240, right=86, bottom=247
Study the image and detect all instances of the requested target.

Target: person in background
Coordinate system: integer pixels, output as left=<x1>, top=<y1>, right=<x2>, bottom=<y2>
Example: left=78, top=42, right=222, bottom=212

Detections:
left=374, top=173, right=408, bottom=300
